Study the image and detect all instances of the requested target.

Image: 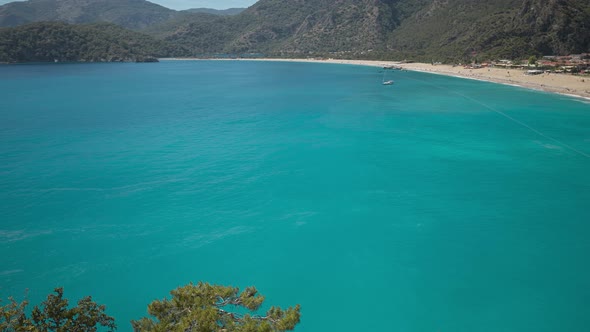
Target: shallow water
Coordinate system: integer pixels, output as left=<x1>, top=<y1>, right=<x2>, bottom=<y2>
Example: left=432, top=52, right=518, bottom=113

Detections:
left=1, top=61, right=589, bottom=331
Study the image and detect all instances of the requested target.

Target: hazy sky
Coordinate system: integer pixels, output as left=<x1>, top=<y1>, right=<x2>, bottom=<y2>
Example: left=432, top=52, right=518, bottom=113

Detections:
left=0, top=0, right=259, bottom=10
left=150, top=0, right=257, bottom=10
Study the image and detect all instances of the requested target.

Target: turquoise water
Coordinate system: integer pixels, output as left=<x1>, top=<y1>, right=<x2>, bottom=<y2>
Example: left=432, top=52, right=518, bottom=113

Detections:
left=1, top=61, right=589, bottom=331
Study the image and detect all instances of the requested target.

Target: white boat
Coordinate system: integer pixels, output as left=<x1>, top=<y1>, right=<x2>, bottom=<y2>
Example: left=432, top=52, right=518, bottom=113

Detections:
left=382, top=71, right=394, bottom=85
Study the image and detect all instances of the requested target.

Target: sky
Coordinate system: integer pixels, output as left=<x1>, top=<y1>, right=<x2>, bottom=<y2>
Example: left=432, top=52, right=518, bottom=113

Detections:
left=0, top=0, right=259, bottom=10
left=150, top=0, right=257, bottom=10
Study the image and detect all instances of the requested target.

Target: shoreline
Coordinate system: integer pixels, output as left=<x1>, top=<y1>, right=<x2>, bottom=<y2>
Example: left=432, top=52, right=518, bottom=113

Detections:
left=161, top=58, right=590, bottom=101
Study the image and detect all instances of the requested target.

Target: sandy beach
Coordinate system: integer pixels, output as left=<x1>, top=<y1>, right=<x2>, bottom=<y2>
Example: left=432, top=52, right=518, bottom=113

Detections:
left=163, top=58, right=590, bottom=100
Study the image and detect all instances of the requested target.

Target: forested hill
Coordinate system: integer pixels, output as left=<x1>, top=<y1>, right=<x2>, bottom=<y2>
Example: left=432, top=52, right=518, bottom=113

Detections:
left=0, top=0, right=179, bottom=30
left=0, top=22, right=183, bottom=63
left=0, top=0, right=589, bottom=63
left=156, top=0, right=590, bottom=61
left=388, top=0, right=590, bottom=61
left=152, top=0, right=406, bottom=56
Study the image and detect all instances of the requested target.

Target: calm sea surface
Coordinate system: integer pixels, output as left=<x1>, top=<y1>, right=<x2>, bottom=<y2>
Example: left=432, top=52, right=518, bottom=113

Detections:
left=1, top=61, right=589, bottom=331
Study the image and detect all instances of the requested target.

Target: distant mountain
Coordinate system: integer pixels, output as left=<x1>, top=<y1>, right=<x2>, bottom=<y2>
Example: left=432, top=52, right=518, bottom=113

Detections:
left=155, top=0, right=590, bottom=61
left=0, top=21, right=183, bottom=62
left=155, top=0, right=404, bottom=56
left=227, top=0, right=399, bottom=54
left=183, top=8, right=245, bottom=16
left=1, top=0, right=588, bottom=63
left=0, top=0, right=179, bottom=30
left=388, top=0, right=590, bottom=61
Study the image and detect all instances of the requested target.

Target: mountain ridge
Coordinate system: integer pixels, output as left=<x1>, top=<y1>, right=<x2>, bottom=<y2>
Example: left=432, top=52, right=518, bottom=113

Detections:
left=0, top=0, right=588, bottom=62
left=0, top=0, right=179, bottom=29
left=152, top=0, right=589, bottom=60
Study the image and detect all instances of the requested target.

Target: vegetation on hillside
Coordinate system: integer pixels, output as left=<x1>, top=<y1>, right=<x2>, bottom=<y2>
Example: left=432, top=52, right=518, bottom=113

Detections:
left=0, top=0, right=179, bottom=30
left=0, top=0, right=588, bottom=63
left=0, top=22, right=185, bottom=63
left=144, top=13, right=236, bottom=56
left=151, top=0, right=400, bottom=56
left=0, top=284, right=301, bottom=332
left=145, top=0, right=589, bottom=61
left=388, top=0, right=590, bottom=62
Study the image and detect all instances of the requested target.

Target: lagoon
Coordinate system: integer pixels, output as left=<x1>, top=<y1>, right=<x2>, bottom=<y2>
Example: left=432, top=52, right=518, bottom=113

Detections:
left=1, top=61, right=589, bottom=331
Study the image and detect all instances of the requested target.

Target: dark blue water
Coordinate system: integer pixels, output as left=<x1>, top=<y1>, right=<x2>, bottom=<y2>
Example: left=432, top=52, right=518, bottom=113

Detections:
left=1, top=61, right=589, bottom=331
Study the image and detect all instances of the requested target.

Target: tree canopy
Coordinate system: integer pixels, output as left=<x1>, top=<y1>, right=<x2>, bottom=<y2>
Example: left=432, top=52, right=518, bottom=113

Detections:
left=1, top=283, right=301, bottom=332
left=0, top=22, right=184, bottom=63
left=0, top=287, right=116, bottom=332
left=131, top=282, right=301, bottom=332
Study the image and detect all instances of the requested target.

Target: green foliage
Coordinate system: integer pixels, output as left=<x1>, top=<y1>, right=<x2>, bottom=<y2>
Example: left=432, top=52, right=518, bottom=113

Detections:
left=0, top=296, right=32, bottom=330
left=0, top=288, right=116, bottom=332
left=148, top=0, right=411, bottom=56
left=131, top=282, right=301, bottom=332
left=0, top=22, right=186, bottom=63
left=1, top=0, right=588, bottom=62
left=387, top=0, right=590, bottom=62
left=2, top=284, right=301, bottom=331
left=0, top=0, right=179, bottom=30
left=146, top=13, right=238, bottom=56
left=141, top=0, right=590, bottom=60
left=528, top=55, right=538, bottom=66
